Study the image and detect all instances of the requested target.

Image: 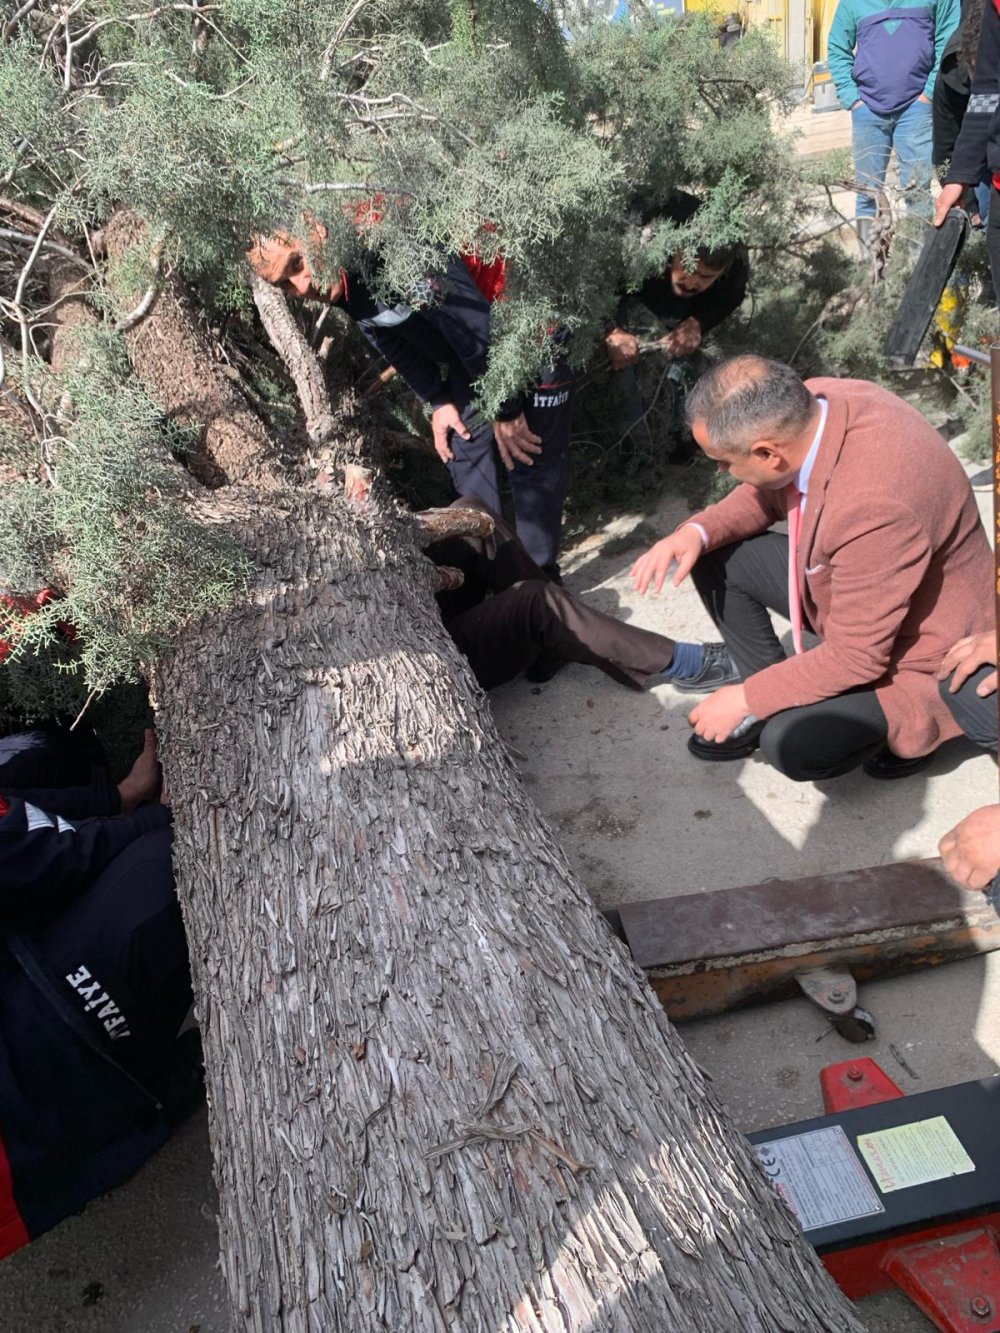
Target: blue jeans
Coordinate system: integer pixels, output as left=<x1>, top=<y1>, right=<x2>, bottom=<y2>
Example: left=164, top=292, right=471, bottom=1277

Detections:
left=852, top=97, right=933, bottom=219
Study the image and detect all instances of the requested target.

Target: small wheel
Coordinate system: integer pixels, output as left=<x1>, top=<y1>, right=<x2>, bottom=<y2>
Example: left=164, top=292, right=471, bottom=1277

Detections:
left=832, top=1006, right=876, bottom=1043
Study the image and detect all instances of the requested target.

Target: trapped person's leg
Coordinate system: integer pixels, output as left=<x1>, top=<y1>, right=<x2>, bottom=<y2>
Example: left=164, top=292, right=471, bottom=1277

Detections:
left=689, top=532, right=794, bottom=679
left=893, top=96, right=934, bottom=219
left=427, top=495, right=553, bottom=622
left=445, top=579, right=675, bottom=690
left=939, top=666, right=999, bottom=750
left=510, top=361, right=575, bottom=576
left=851, top=103, right=894, bottom=219
left=758, top=688, right=889, bottom=781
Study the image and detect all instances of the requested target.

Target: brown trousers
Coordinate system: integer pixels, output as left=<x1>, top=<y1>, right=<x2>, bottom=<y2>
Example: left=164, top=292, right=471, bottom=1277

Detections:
left=429, top=498, right=675, bottom=691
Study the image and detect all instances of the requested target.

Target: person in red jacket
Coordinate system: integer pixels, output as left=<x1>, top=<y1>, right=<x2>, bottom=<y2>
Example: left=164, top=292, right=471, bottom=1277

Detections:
left=631, top=354, right=993, bottom=779
left=249, top=231, right=573, bottom=577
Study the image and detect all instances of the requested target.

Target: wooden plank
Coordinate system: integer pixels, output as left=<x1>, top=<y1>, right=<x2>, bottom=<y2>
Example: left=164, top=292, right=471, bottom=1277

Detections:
left=617, top=859, right=1000, bottom=1021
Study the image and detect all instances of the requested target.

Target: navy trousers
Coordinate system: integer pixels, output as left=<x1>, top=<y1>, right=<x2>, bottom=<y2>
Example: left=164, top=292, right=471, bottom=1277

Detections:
left=446, top=359, right=575, bottom=575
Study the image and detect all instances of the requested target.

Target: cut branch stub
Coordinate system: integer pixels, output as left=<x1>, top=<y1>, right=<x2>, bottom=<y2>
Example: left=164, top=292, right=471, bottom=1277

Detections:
left=411, top=505, right=495, bottom=546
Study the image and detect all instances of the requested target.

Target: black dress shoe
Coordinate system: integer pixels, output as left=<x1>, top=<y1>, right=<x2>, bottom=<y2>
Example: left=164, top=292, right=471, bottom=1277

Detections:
left=862, top=746, right=934, bottom=780
left=687, top=719, right=765, bottom=762
left=670, top=642, right=742, bottom=694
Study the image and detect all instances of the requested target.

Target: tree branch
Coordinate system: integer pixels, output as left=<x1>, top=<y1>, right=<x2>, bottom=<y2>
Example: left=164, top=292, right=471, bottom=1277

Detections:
left=249, top=271, right=340, bottom=450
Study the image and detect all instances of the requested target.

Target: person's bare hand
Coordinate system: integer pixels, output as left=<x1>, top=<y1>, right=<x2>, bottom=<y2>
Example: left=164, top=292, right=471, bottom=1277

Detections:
left=117, top=728, right=160, bottom=812
left=937, top=631, right=998, bottom=696
left=939, top=804, right=1000, bottom=890
left=631, top=525, right=704, bottom=595
left=688, top=684, right=750, bottom=744
left=431, top=403, right=470, bottom=464
left=493, top=414, right=542, bottom=471
left=605, top=327, right=640, bottom=371
left=660, top=317, right=702, bottom=358
left=934, top=181, right=966, bottom=226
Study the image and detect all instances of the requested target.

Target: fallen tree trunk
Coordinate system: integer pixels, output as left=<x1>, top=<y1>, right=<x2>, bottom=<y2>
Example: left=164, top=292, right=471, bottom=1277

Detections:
left=105, top=226, right=864, bottom=1332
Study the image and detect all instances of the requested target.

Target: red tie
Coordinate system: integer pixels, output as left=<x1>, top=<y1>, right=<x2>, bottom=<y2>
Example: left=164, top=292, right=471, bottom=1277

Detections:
left=786, top=484, right=805, bottom=656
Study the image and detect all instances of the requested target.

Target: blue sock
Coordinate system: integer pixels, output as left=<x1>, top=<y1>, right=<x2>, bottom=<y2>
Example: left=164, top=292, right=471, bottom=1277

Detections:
left=661, top=641, right=704, bottom=680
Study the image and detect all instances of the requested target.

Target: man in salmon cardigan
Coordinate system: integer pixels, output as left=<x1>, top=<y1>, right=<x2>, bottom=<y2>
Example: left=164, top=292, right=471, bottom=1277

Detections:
left=631, top=354, right=993, bottom=780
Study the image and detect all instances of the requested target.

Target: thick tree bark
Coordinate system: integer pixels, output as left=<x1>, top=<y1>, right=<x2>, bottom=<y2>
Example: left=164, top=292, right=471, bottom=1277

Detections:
left=105, top=210, right=277, bottom=489
left=102, top=224, right=864, bottom=1332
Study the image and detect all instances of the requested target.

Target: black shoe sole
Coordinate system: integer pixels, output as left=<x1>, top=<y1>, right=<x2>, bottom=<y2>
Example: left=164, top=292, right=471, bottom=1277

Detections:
left=687, top=729, right=763, bottom=762
left=862, top=752, right=934, bottom=780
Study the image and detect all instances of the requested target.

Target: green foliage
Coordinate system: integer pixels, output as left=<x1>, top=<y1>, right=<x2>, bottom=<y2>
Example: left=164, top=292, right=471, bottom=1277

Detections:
left=0, top=334, right=252, bottom=713
left=0, top=0, right=819, bottom=718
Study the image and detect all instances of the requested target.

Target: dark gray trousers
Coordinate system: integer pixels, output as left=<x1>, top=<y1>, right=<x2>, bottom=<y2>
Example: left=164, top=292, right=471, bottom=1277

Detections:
left=939, top=665, right=999, bottom=751
left=691, top=532, right=890, bottom=780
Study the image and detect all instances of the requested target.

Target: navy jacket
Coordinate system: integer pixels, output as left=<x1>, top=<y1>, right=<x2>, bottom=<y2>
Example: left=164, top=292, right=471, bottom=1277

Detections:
left=0, top=797, right=173, bottom=1257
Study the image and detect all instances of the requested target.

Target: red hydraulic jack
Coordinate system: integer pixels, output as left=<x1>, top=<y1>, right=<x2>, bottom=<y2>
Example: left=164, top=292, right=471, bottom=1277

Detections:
left=750, top=1059, right=1000, bottom=1332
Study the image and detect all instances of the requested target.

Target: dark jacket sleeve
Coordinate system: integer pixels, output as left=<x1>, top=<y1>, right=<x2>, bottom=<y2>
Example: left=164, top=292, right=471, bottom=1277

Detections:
left=356, top=322, right=447, bottom=405
left=2, top=769, right=121, bottom=821
left=689, top=256, right=750, bottom=335
left=359, top=256, right=493, bottom=410
left=418, top=256, right=492, bottom=391
left=0, top=800, right=172, bottom=910
left=946, top=0, right=1000, bottom=185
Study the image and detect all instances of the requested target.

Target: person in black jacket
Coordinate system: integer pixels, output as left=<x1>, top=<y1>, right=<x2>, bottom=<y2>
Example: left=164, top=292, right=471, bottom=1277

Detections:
left=604, top=194, right=749, bottom=453
left=0, top=727, right=196, bottom=1258
left=933, top=0, right=990, bottom=220
left=248, top=231, right=573, bottom=577
left=934, top=0, right=1000, bottom=292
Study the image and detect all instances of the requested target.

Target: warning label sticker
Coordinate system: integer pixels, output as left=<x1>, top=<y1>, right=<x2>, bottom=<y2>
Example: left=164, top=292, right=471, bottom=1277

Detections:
left=754, top=1126, right=885, bottom=1232
left=857, top=1116, right=975, bottom=1193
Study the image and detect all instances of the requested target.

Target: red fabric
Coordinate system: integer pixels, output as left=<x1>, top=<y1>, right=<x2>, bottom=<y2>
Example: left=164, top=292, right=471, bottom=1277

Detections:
left=461, top=251, right=508, bottom=304
left=0, top=1132, right=29, bottom=1259
left=0, top=589, right=75, bottom=665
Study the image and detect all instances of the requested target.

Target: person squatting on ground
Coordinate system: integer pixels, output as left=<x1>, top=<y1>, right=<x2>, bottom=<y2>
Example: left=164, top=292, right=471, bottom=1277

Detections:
left=604, top=193, right=749, bottom=456
left=247, top=230, right=573, bottom=578
left=0, top=726, right=197, bottom=1258
left=935, top=0, right=1000, bottom=292
left=630, top=354, right=993, bottom=781
left=427, top=496, right=690, bottom=691
left=829, top=0, right=958, bottom=232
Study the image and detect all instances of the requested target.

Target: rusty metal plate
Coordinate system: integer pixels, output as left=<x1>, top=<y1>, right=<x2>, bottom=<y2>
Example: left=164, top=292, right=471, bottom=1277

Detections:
left=618, top=859, right=990, bottom=970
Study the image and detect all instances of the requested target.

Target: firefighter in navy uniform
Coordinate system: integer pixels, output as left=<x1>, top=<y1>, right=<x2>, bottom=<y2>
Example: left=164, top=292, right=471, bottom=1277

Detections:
left=0, top=727, right=197, bottom=1257
left=248, top=232, right=574, bottom=578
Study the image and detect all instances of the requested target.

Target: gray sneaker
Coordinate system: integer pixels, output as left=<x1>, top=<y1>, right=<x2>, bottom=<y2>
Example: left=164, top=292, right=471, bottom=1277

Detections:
left=670, top=642, right=741, bottom=693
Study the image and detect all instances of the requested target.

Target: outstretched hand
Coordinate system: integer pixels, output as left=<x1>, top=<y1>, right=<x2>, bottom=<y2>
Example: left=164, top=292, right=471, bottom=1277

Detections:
left=631, top=525, right=703, bottom=596
left=940, top=804, right=1000, bottom=890
left=117, top=728, right=161, bottom=812
left=933, top=182, right=965, bottom=227
left=431, top=403, right=471, bottom=464
left=937, top=631, right=997, bottom=697
left=493, top=414, right=543, bottom=471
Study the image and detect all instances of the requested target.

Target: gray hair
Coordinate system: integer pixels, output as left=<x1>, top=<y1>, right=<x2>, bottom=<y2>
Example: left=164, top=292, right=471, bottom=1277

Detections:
left=685, top=354, right=815, bottom=455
